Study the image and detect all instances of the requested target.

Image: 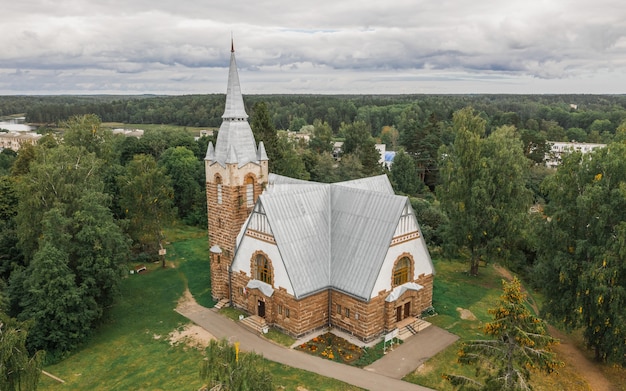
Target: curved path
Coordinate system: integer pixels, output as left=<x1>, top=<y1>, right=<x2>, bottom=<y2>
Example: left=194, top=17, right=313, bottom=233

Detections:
left=176, top=300, right=440, bottom=391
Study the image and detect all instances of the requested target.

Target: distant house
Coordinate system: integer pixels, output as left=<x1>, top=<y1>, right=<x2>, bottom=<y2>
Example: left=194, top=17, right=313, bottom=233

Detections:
left=112, top=128, right=145, bottom=138
left=0, top=132, right=42, bottom=151
left=545, top=141, right=606, bottom=168
left=205, top=44, right=434, bottom=342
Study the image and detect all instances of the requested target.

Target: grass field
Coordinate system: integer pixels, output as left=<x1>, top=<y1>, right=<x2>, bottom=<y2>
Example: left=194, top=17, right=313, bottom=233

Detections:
left=38, top=225, right=362, bottom=391
left=403, top=258, right=612, bottom=391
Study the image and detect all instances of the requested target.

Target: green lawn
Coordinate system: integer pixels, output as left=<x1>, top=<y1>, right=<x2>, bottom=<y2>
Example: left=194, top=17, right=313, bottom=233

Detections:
left=39, top=225, right=362, bottom=391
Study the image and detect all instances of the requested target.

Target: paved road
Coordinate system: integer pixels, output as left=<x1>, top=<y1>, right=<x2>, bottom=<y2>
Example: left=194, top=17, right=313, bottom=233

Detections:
left=177, top=302, right=454, bottom=391
left=365, top=326, right=458, bottom=379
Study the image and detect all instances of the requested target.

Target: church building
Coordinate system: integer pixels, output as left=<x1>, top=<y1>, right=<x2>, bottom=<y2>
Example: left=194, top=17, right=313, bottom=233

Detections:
left=205, top=43, right=434, bottom=341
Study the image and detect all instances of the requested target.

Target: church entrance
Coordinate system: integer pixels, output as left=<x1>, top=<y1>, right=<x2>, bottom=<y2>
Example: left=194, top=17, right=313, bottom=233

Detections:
left=257, top=299, right=266, bottom=318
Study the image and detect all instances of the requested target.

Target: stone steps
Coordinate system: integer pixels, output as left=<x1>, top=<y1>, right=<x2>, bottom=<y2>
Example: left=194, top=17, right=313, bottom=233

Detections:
left=240, top=315, right=268, bottom=334
left=213, top=298, right=230, bottom=311
left=397, top=318, right=431, bottom=341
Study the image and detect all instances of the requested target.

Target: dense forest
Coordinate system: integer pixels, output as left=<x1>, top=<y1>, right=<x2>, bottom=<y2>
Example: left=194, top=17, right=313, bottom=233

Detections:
left=1, top=94, right=626, bottom=379
left=1, top=94, right=625, bottom=142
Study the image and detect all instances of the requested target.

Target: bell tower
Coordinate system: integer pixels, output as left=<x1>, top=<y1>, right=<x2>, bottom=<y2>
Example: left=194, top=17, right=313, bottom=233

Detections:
left=205, top=40, right=269, bottom=301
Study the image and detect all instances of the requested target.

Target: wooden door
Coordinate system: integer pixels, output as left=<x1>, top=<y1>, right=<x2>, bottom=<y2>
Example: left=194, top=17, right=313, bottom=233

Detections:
left=396, top=306, right=402, bottom=322
left=404, top=302, right=411, bottom=319
left=258, top=300, right=266, bottom=318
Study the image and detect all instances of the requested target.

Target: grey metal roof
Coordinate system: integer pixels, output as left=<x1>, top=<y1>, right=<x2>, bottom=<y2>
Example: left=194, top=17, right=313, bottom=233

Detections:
left=329, top=186, right=406, bottom=299
left=259, top=185, right=331, bottom=298
left=242, top=174, right=416, bottom=300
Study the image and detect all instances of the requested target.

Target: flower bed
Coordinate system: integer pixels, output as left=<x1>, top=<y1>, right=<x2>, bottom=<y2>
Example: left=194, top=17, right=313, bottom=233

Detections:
left=295, top=332, right=364, bottom=365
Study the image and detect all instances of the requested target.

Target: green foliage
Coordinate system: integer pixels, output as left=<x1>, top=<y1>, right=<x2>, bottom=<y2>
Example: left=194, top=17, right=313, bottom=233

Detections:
left=390, top=149, right=423, bottom=196
left=16, top=189, right=129, bottom=355
left=250, top=101, right=280, bottom=168
left=200, top=338, right=274, bottom=391
left=118, top=154, right=175, bottom=256
left=536, top=143, right=626, bottom=365
left=271, top=136, right=310, bottom=180
left=158, top=146, right=205, bottom=224
left=309, top=152, right=339, bottom=183
left=445, top=278, right=562, bottom=391
left=0, top=149, right=17, bottom=176
left=62, top=114, right=112, bottom=158
left=410, top=197, right=447, bottom=247
left=0, top=314, right=44, bottom=391
left=337, top=153, right=364, bottom=181
left=438, top=108, right=532, bottom=275
left=308, top=119, right=334, bottom=154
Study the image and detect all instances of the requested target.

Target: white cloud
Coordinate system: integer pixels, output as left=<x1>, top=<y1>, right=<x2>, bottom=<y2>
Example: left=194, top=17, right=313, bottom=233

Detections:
left=1, top=0, right=625, bottom=94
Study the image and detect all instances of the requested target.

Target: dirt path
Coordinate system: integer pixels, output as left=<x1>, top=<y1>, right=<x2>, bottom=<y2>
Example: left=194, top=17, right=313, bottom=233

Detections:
left=493, top=265, right=615, bottom=391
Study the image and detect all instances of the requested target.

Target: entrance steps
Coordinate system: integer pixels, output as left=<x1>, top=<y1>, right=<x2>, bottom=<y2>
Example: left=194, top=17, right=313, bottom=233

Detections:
left=397, top=317, right=431, bottom=341
left=240, top=315, right=268, bottom=334
left=213, top=298, right=230, bottom=311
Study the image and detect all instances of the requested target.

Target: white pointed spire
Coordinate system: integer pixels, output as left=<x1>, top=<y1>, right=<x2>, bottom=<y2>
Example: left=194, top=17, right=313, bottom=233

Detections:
left=222, top=38, right=248, bottom=120
left=205, top=141, right=215, bottom=161
left=212, top=40, right=259, bottom=167
left=257, top=141, right=268, bottom=161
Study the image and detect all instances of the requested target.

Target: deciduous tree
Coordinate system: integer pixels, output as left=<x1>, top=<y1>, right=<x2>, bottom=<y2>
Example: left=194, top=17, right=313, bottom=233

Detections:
left=118, top=154, right=174, bottom=258
left=438, top=108, right=532, bottom=275
left=0, top=313, right=44, bottom=391
left=536, top=143, right=626, bottom=364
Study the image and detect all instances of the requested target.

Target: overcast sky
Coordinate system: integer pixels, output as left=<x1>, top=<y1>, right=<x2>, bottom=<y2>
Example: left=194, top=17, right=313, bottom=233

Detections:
left=2, top=0, right=625, bottom=95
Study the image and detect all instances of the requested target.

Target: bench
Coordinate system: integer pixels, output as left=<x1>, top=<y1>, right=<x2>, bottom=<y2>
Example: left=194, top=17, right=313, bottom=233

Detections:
left=134, top=265, right=147, bottom=273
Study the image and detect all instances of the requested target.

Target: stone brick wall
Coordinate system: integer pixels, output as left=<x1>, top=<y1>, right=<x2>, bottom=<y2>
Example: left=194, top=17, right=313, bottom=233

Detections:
left=206, top=161, right=267, bottom=301
left=330, top=291, right=387, bottom=341
left=230, top=267, right=434, bottom=341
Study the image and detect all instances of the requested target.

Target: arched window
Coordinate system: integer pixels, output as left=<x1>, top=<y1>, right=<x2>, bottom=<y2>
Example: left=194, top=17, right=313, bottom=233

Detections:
left=215, top=175, right=223, bottom=204
left=256, top=254, right=272, bottom=285
left=393, top=257, right=411, bottom=286
left=245, top=176, right=255, bottom=207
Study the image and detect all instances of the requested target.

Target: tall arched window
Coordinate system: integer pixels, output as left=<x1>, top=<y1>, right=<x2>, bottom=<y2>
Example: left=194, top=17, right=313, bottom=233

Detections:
left=393, top=257, right=411, bottom=287
left=215, top=175, right=223, bottom=204
left=256, top=254, right=272, bottom=285
left=245, top=176, right=255, bottom=207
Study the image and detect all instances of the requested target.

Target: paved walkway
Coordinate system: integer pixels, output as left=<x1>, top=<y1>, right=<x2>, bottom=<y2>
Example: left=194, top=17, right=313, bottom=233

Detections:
left=177, top=302, right=457, bottom=391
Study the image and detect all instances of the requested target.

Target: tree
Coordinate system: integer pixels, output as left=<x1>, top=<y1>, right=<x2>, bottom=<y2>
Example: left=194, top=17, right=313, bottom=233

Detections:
left=159, top=146, right=204, bottom=224
left=13, top=150, right=129, bottom=354
left=380, top=125, right=399, bottom=149
left=390, top=149, right=422, bottom=195
left=0, top=313, right=44, bottom=391
left=250, top=102, right=280, bottom=169
left=0, top=149, right=16, bottom=176
left=340, top=120, right=371, bottom=156
left=271, top=136, right=310, bottom=180
left=118, top=154, right=174, bottom=259
left=0, top=176, right=20, bottom=279
left=337, top=153, right=364, bottom=181
left=15, top=145, right=106, bottom=260
left=200, top=339, right=273, bottom=391
left=309, top=152, right=339, bottom=183
left=535, top=143, right=626, bottom=364
left=308, top=119, right=333, bottom=154
left=438, top=108, right=532, bottom=275
left=62, top=114, right=112, bottom=158
left=445, top=278, right=561, bottom=390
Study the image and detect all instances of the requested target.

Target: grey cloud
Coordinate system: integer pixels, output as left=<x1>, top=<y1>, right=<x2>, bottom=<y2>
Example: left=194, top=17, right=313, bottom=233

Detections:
left=1, top=0, right=626, bottom=94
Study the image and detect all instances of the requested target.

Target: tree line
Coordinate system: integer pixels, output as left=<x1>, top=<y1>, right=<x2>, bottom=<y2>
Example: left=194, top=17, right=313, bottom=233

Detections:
left=2, top=93, right=625, bottom=143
